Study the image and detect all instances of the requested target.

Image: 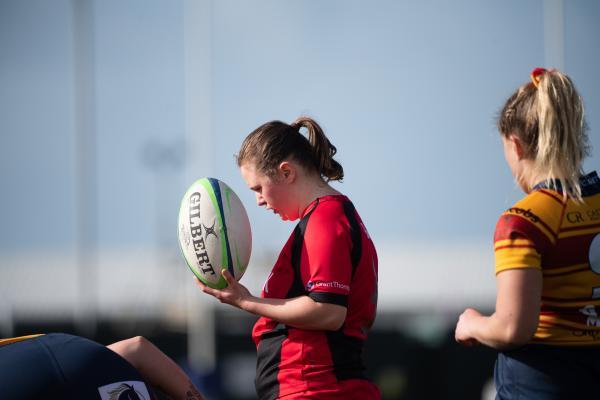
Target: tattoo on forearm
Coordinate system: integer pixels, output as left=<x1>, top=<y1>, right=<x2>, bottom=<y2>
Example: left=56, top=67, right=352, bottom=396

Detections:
left=185, top=383, right=205, bottom=400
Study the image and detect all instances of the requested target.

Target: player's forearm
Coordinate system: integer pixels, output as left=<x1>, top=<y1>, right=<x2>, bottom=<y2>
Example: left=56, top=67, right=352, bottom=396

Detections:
left=468, top=313, right=535, bottom=350
left=109, top=337, right=204, bottom=400
left=241, top=295, right=346, bottom=331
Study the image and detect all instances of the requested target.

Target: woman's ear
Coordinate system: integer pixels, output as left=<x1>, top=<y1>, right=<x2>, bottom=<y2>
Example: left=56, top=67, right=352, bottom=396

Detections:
left=278, top=161, right=295, bottom=183
left=509, top=134, right=526, bottom=160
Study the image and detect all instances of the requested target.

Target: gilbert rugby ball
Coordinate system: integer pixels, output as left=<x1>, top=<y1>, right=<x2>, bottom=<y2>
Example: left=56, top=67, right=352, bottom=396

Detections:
left=178, top=178, right=252, bottom=289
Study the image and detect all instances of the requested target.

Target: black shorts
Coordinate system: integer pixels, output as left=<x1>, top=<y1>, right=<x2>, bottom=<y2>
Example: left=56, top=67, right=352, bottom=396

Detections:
left=0, top=333, right=154, bottom=400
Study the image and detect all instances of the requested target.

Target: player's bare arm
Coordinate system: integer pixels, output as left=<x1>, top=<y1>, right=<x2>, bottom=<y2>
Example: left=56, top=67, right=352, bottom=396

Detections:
left=455, top=268, right=541, bottom=350
left=197, top=269, right=347, bottom=331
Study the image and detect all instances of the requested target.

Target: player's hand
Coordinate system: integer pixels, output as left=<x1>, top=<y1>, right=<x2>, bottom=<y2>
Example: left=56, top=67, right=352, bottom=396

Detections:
left=195, top=269, right=252, bottom=309
left=455, top=308, right=482, bottom=347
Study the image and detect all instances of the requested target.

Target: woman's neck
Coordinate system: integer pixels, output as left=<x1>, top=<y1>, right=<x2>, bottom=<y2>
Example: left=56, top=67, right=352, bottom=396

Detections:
left=296, top=176, right=341, bottom=215
left=517, top=160, right=545, bottom=193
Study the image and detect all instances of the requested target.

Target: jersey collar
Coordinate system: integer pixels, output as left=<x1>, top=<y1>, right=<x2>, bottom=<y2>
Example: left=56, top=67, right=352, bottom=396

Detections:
left=301, top=194, right=350, bottom=218
left=532, top=171, right=600, bottom=197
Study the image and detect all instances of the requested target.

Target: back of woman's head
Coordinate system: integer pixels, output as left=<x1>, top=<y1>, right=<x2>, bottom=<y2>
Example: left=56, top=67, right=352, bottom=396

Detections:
left=497, top=68, right=590, bottom=199
left=236, top=116, right=344, bottom=182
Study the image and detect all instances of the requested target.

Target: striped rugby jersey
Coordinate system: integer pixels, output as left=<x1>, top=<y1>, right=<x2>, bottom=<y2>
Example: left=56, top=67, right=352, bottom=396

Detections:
left=494, top=171, right=600, bottom=345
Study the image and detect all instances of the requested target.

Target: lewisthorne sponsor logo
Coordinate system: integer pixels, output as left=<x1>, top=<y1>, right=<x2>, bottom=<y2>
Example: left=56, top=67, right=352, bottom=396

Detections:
left=306, top=280, right=350, bottom=292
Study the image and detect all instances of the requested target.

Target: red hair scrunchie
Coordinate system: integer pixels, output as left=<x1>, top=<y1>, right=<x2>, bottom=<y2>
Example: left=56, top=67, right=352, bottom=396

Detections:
left=530, top=67, right=548, bottom=88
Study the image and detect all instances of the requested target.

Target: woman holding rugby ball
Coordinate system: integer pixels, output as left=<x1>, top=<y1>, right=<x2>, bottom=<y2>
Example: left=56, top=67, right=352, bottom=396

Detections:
left=455, top=68, right=600, bottom=398
left=197, top=117, right=380, bottom=400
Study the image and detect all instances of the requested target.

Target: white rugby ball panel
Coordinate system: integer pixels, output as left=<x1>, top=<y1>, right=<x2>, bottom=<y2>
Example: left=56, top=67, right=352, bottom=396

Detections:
left=177, top=177, right=251, bottom=289
left=178, top=179, right=224, bottom=288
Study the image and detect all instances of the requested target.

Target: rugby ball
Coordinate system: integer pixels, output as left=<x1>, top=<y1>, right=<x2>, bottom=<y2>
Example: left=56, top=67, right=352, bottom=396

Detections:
left=178, top=178, right=252, bottom=289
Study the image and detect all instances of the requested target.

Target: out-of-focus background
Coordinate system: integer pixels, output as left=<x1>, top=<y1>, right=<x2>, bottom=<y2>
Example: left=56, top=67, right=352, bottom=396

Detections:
left=1, top=0, right=599, bottom=399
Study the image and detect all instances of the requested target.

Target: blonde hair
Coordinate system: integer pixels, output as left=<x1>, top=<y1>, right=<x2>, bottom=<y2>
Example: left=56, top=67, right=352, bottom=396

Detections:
left=498, top=69, right=590, bottom=199
left=236, top=116, right=343, bottom=181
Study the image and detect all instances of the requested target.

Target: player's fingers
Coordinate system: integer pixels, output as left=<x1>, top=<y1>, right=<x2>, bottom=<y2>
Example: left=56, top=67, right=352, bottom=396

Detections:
left=194, top=276, right=206, bottom=288
left=195, top=277, right=215, bottom=295
left=221, top=269, right=235, bottom=284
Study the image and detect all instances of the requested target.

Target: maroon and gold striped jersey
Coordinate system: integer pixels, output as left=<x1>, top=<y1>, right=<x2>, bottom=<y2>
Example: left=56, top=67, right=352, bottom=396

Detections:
left=494, top=171, right=600, bottom=346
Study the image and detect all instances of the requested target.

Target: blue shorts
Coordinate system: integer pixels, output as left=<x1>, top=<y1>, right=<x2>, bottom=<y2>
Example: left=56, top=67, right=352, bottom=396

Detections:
left=495, top=345, right=600, bottom=400
left=0, top=333, right=155, bottom=400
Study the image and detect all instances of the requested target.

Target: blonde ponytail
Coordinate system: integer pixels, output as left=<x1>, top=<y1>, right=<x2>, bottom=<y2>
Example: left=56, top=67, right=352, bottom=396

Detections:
left=498, top=69, right=589, bottom=199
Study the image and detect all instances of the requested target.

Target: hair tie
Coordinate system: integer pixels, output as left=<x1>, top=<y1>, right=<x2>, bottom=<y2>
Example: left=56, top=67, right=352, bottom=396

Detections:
left=530, top=67, right=548, bottom=88
left=289, top=122, right=302, bottom=133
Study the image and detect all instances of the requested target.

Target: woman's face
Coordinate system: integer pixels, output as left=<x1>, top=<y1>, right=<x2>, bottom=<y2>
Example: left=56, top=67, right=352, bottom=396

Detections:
left=240, top=161, right=299, bottom=221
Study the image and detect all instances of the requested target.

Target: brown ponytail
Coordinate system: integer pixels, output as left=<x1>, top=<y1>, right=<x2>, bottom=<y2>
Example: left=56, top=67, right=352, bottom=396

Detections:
left=497, top=69, right=590, bottom=199
left=290, top=117, right=344, bottom=181
left=236, top=116, right=344, bottom=182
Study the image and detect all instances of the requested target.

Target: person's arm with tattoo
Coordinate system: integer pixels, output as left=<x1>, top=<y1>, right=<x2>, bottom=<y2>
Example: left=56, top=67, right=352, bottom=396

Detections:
left=108, top=336, right=205, bottom=400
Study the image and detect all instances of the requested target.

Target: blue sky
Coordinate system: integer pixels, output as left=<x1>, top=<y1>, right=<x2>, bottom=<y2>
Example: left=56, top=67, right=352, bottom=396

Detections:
left=1, top=0, right=599, bottom=255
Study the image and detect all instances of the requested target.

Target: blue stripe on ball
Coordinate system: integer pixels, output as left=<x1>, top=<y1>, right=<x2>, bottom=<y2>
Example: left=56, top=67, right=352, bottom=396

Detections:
left=207, top=177, right=234, bottom=276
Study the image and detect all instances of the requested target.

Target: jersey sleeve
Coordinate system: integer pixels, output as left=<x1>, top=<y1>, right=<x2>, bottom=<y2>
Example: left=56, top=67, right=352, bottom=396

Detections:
left=494, top=215, right=542, bottom=273
left=493, top=192, right=561, bottom=274
left=302, top=211, right=352, bottom=307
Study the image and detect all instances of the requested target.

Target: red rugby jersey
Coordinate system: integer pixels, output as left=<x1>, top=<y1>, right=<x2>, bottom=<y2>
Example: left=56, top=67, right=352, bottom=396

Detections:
left=252, top=195, right=379, bottom=399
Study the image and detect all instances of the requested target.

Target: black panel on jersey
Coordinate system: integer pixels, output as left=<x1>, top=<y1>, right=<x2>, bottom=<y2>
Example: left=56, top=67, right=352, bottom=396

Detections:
left=342, top=201, right=363, bottom=277
left=325, top=330, right=367, bottom=381
left=286, top=202, right=317, bottom=299
left=309, top=292, right=348, bottom=307
left=256, top=327, right=288, bottom=400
